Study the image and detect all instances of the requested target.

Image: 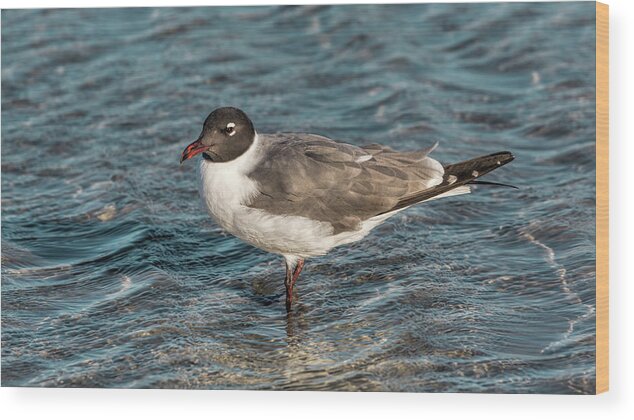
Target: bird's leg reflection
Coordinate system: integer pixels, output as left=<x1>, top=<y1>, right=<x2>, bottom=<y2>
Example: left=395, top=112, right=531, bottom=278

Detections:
left=285, top=310, right=296, bottom=340
left=285, top=306, right=308, bottom=343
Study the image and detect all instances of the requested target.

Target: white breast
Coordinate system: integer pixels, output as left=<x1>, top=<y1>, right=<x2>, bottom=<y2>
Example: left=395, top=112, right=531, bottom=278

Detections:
left=198, top=136, right=261, bottom=233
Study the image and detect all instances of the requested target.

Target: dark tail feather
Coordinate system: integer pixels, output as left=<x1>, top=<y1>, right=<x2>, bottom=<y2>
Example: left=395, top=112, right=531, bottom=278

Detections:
left=376, top=151, right=515, bottom=215
left=468, top=180, right=519, bottom=189
left=443, top=151, right=515, bottom=181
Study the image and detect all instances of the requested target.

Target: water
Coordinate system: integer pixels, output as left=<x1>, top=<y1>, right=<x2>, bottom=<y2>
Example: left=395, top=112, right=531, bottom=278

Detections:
left=1, top=3, right=597, bottom=393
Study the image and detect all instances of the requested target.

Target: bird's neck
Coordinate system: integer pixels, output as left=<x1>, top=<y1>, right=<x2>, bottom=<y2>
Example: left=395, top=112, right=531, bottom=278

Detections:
left=200, top=133, right=261, bottom=175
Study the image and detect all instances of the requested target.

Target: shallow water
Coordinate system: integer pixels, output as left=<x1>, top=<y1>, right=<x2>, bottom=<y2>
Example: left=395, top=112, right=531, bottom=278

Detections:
left=2, top=3, right=596, bottom=393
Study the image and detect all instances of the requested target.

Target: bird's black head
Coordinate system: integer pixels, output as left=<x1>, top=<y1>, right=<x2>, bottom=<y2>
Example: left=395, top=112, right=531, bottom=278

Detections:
left=181, top=107, right=256, bottom=164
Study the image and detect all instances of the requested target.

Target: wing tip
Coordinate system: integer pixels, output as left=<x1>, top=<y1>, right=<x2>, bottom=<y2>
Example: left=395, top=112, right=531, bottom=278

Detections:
left=496, top=151, right=515, bottom=166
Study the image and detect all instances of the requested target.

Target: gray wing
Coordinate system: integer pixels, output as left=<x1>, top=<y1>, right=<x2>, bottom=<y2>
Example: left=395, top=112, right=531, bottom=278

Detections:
left=246, top=133, right=445, bottom=233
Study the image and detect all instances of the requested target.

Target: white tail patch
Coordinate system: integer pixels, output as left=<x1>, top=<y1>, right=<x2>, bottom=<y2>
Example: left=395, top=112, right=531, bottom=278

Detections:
left=423, top=185, right=471, bottom=202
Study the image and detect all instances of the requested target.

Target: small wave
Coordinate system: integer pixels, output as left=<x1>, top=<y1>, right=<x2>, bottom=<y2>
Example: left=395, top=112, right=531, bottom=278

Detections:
left=520, top=226, right=595, bottom=354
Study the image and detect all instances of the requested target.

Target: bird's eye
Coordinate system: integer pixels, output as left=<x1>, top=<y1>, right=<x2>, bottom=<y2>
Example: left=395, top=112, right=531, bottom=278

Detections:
left=226, top=122, right=236, bottom=136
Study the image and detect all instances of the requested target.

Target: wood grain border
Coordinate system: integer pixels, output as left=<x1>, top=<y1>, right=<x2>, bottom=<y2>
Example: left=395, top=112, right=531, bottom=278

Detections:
left=595, top=1, right=609, bottom=395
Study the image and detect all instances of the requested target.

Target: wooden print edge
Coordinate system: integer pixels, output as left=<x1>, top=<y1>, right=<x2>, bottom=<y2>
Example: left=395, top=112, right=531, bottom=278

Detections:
left=595, top=1, right=609, bottom=395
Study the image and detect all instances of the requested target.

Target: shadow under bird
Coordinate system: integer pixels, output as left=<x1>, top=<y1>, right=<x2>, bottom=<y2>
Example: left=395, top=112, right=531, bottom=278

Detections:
left=181, top=107, right=515, bottom=312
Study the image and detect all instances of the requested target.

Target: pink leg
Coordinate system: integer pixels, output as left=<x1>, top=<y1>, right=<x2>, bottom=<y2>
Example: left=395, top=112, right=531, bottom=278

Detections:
left=285, top=258, right=305, bottom=312
left=291, top=259, right=305, bottom=289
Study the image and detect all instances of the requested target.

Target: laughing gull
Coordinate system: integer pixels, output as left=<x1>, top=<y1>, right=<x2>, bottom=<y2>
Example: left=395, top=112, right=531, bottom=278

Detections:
left=181, top=107, right=515, bottom=311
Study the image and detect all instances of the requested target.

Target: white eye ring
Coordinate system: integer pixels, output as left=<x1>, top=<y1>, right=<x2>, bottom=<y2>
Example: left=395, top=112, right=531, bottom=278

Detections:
left=226, top=122, right=236, bottom=136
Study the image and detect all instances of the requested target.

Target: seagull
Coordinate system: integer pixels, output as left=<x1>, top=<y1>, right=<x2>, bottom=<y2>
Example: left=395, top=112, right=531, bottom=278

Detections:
left=181, top=107, right=515, bottom=312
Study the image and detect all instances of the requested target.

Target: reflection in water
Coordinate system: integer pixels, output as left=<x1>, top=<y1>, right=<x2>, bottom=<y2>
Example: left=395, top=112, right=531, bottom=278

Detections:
left=286, top=310, right=298, bottom=342
left=2, top=3, right=596, bottom=393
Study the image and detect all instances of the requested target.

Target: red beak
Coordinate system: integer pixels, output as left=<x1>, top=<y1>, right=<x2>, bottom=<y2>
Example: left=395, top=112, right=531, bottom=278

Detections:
left=180, top=139, right=207, bottom=164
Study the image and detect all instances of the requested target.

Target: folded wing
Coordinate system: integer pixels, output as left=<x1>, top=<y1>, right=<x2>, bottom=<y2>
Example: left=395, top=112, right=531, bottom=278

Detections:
left=246, top=133, right=445, bottom=233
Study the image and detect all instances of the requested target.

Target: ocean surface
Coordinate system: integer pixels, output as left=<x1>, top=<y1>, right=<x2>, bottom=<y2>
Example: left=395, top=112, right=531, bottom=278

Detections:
left=2, top=3, right=597, bottom=393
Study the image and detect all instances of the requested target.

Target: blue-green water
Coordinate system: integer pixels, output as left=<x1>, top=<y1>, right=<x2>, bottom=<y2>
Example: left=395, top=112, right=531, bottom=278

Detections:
left=1, top=3, right=596, bottom=393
